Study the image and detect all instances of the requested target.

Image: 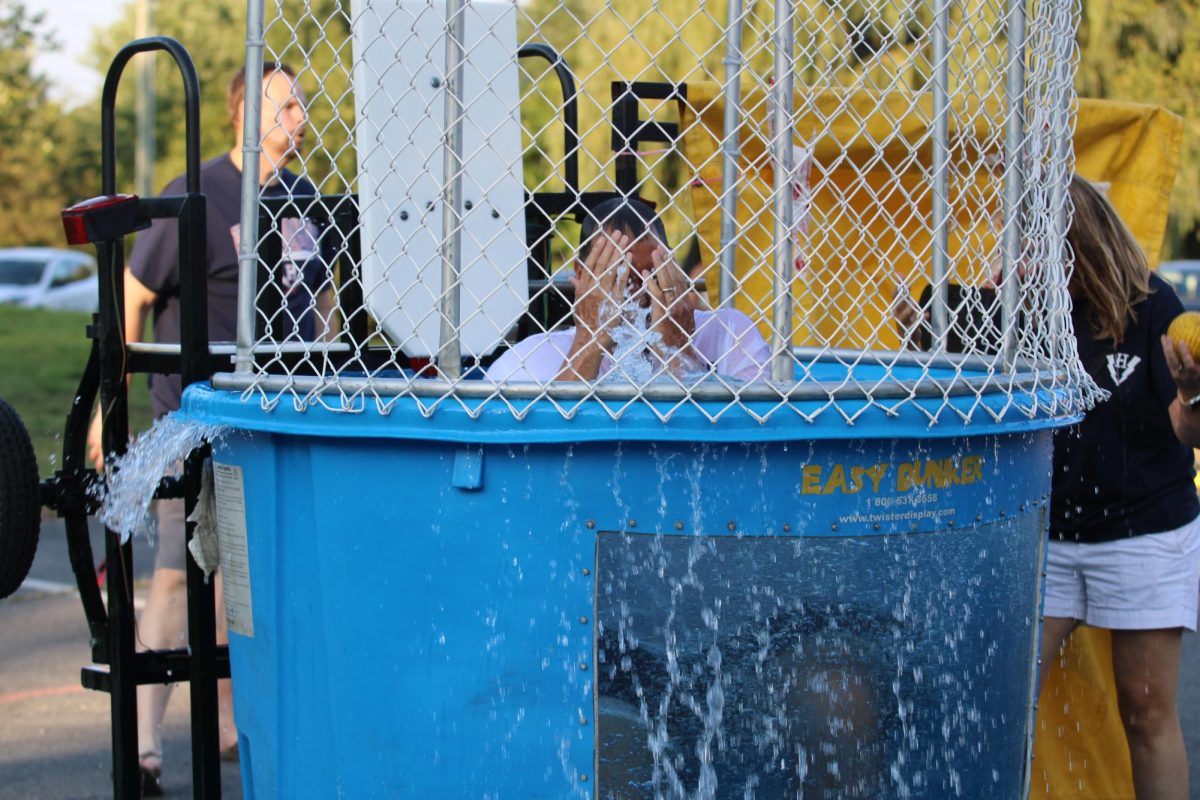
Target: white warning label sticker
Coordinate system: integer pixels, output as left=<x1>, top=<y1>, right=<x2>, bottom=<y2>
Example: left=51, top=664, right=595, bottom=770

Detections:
left=213, top=462, right=254, bottom=638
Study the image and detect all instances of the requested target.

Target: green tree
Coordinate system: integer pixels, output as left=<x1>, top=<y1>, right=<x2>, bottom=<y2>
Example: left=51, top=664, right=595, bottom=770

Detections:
left=0, top=0, right=97, bottom=247
left=85, top=0, right=354, bottom=194
left=87, top=0, right=248, bottom=193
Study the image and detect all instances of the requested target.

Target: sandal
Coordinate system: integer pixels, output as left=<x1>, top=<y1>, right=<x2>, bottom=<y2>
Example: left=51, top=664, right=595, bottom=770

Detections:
left=139, top=752, right=163, bottom=797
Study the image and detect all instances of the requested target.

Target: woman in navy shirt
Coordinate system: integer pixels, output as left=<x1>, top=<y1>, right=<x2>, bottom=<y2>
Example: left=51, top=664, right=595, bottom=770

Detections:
left=1041, top=175, right=1200, bottom=800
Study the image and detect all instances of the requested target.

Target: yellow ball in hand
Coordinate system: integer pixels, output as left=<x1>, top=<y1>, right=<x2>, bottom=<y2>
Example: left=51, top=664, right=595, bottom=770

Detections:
left=1167, top=311, right=1200, bottom=361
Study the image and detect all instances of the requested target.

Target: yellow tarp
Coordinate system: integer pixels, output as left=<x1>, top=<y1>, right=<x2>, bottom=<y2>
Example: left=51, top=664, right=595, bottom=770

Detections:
left=677, top=85, right=1184, bottom=799
left=1073, top=99, right=1184, bottom=268
left=1031, top=627, right=1134, bottom=800
left=678, top=84, right=1183, bottom=350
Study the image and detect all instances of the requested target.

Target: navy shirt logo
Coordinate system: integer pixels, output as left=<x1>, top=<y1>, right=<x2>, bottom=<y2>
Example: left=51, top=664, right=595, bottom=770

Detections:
left=1106, top=353, right=1140, bottom=386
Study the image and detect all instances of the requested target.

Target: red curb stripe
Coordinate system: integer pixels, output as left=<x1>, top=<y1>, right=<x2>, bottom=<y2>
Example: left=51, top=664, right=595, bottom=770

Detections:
left=0, top=684, right=87, bottom=704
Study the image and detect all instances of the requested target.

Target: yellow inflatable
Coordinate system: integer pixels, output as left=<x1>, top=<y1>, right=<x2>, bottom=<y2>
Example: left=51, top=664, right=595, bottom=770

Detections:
left=678, top=86, right=1181, bottom=354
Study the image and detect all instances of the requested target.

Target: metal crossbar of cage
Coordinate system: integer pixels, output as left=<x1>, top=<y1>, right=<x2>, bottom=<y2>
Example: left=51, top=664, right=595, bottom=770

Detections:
left=222, top=0, right=1098, bottom=424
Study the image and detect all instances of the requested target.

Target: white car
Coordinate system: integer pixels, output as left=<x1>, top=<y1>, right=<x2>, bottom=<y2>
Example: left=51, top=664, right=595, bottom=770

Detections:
left=1159, top=259, right=1200, bottom=313
left=0, top=248, right=99, bottom=312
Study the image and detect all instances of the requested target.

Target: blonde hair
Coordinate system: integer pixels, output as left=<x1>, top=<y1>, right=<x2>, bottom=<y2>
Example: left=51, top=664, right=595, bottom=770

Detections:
left=1066, top=174, right=1151, bottom=344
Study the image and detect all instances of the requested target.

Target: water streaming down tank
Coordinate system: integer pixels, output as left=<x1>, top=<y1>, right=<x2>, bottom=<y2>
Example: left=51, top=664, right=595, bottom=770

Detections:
left=184, top=0, right=1091, bottom=796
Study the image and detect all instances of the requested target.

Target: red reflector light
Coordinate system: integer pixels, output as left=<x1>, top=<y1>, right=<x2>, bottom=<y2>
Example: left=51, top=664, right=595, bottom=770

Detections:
left=62, top=214, right=91, bottom=246
left=61, top=194, right=147, bottom=245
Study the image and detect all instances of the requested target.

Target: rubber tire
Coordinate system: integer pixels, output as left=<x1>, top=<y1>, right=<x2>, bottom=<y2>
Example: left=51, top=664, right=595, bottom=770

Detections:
left=0, top=396, right=40, bottom=599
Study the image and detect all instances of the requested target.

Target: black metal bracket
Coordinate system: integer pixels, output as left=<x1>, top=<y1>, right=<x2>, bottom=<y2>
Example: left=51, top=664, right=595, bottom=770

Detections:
left=81, top=647, right=232, bottom=693
left=517, top=43, right=581, bottom=321
left=518, top=44, right=580, bottom=195
left=35, top=332, right=109, bottom=661
left=39, top=473, right=101, bottom=518
left=610, top=81, right=688, bottom=196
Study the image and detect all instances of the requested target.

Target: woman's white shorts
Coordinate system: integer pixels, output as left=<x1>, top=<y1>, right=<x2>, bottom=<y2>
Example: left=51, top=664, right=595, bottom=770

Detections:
left=1044, top=514, right=1200, bottom=631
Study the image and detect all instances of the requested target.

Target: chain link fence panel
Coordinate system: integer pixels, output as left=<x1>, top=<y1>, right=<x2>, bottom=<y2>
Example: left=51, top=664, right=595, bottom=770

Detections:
left=220, top=0, right=1100, bottom=423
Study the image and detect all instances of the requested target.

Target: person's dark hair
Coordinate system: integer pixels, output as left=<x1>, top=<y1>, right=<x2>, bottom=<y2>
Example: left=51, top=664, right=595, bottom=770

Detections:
left=227, top=62, right=298, bottom=127
left=578, top=197, right=667, bottom=262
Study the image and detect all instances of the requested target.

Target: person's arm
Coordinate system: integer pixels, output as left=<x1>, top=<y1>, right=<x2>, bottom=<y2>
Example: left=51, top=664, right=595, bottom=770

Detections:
left=556, top=333, right=608, bottom=382
left=891, top=281, right=929, bottom=351
left=86, top=271, right=157, bottom=469
left=122, top=270, right=157, bottom=346
left=555, top=231, right=629, bottom=382
left=1162, top=334, right=1200, bottom=447
left=644, top=244, right=702, bottom=376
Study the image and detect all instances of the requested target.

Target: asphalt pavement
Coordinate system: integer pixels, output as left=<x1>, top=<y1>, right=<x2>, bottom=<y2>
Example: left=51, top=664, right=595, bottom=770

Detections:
left=1, top=517, right=1199, bottom=798
left=0, top=518, right=242, bottom=800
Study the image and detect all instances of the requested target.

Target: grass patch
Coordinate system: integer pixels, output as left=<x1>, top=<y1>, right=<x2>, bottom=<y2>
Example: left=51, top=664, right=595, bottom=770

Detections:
left=0, top=306, right=153, bottom=476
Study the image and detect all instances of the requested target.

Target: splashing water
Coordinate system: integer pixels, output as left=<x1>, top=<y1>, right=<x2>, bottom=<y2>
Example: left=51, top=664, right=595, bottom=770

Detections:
left=604, top=293, right=661, bottom=385
left=602, top=293, right=707, bottom=386
left=91, top=412, right=228, bottom=543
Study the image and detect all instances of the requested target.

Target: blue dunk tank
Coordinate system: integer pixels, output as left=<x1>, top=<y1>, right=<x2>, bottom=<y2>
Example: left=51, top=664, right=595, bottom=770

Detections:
left=196, top=0, right=1093, bottom=795
left=186, top=375, right=1060, bottom=799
